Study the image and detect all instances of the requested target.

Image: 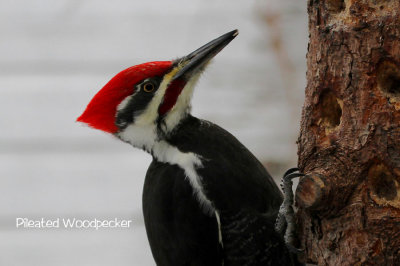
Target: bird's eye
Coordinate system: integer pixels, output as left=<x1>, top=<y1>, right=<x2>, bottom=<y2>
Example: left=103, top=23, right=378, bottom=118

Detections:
left=143, top=82, right=155, bottom=93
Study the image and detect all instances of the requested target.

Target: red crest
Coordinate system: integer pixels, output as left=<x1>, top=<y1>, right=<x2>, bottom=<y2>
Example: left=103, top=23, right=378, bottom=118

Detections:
left=77, top=61, right=172, bottom=133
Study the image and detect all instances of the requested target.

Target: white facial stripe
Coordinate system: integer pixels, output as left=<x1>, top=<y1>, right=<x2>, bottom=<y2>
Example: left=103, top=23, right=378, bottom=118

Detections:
left=116, top=68, right=177, bottom=150
left=134, top=67, right=180, bottom=126
left=118, top=63, right=200, bottom=134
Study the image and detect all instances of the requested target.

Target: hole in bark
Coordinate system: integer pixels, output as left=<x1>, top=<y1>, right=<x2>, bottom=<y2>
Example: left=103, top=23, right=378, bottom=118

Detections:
left=325, top=0, right=345, bottom=13
left=377, top=61, right=400, bottom=97
left=319, top=91, right=342, bottom=129
left=368, top=163, right=397, bottom=201
left=328, top=241, right=337, bottom=251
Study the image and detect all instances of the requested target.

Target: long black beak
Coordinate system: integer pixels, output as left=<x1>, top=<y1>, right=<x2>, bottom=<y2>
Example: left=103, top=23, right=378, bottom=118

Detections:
left=172, top=29, right=239, bottom=81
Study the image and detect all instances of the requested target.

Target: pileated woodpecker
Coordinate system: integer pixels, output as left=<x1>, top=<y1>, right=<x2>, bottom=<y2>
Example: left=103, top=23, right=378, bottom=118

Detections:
left=77, top=30, right=296, bottom=265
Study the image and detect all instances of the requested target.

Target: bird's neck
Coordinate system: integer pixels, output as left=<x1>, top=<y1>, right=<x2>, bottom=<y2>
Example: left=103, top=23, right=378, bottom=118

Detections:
left=118, top=112, right=192, bottom=153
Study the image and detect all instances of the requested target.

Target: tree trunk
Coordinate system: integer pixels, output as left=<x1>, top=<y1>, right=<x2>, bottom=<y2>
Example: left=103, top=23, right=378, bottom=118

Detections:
left=295, top=0, right=400, bottom=265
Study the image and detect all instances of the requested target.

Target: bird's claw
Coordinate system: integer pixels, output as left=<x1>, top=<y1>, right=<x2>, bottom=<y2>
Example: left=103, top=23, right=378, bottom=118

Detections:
left=275, top=167, right=305, bottom=254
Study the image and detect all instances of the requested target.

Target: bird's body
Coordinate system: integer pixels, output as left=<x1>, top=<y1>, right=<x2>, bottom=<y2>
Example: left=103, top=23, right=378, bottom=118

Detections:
left=143, top=115, right=290, bottom=265
left=77, top=30, right=295, bottom=265
left=144, top=158, right=222, bottom=266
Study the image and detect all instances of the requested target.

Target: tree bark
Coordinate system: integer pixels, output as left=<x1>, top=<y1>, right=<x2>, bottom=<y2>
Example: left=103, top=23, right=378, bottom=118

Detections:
left=296, top=0, right=400, bottom=265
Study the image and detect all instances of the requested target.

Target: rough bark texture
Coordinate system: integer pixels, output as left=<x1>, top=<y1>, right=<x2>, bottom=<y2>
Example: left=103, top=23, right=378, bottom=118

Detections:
left=296, top=0, right=400, bottom=265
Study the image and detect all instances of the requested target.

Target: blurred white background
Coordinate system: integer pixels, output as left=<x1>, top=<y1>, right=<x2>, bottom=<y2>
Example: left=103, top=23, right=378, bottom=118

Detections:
left=0, top=0, right=307, bottom=265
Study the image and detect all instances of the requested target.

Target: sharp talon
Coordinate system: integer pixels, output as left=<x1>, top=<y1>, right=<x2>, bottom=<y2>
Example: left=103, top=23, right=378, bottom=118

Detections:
left=283, top=167, right=299, bottom=177
left=283, top=172, right=305, bottom=181
left=276, top=167, right=306, bottom=257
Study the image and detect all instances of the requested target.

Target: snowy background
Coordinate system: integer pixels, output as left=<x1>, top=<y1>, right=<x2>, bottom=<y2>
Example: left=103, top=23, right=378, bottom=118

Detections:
left=0, top=0, right=307, bottom=265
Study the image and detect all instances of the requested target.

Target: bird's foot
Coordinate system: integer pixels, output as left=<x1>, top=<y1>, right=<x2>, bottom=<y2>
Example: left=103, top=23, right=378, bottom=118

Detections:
left=275, top=167, right=305, bottom=253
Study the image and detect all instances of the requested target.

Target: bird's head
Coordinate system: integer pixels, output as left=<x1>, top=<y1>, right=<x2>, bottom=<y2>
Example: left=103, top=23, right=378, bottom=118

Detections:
left=77, top=30, right=238, bottom=150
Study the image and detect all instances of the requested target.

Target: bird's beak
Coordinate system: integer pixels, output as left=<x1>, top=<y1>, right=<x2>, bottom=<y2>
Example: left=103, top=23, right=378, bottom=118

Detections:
left=172, top=29, right=239, bottom=81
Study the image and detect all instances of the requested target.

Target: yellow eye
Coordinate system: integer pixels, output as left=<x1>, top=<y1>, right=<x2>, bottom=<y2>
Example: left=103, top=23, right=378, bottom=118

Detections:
left=143, top=82, right=155, bottom=93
